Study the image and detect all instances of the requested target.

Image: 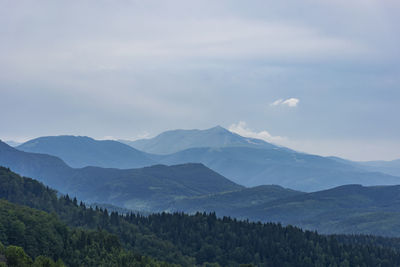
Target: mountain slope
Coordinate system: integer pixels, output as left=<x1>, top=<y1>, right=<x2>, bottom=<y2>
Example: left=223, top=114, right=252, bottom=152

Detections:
left=17, top=135, right=156, bottom=168
left=3, top=167, right=400, bottom=266
left=0, top=141, right=242, bottom=211
left=66, top=163, right=242, bottom=211
left=357, top=159, right=400, bottom=177
left=238, top=184, right=400, bottom=236
left=122, top=125, right=277, bottom=154
left=168, top=185, right=304, bottom=214
left=0, top=140, right=73, bottom=190
left=158, top=146, right=400, bottom=191
left=0, top=199, right=164, bottom=267
left=168, top=182, right=400, bottom=237
left=4, top=140, right=21, bottom=147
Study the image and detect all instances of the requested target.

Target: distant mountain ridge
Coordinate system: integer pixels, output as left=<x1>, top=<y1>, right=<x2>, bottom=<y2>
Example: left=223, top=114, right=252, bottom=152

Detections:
left=0, top=140, right=242, bottom=211
left=171, top=183, right=400, bottom=236
left=12, top=126, right=400, bottom=192
left=157, top=146, right=400, bottom=191
left=328, top=156, right=400, bottom=178
left=4, top=140, right=21, bottom=147
left=121, top=125, right=277, bottom=154
left=237, top=184, right=400, bottom=236
left=357, top=159, right=400, bottom=177
left=17, top=135, right=156, bottom=168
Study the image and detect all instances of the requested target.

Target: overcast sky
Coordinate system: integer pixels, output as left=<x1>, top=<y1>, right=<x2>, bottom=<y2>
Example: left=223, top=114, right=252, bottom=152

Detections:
left=1, top=0, right=399, bottom=161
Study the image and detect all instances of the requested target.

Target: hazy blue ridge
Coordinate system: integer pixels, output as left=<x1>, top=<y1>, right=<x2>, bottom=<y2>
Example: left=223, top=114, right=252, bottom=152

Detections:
left=171, top=183, right=400, bottom=237
left=122, top=125, right=278, bottom=154
left=17, top=135, right=156, bottom=169
left=4, top=140, right=21, bottom=147
left=329, top=156, right=400, bottom=179
left=356, top=159, right=400, bottom=177
left=158, top=146, right=400, bottom=192
left=0, top=140, right=242, bottom=211
left=13, top=126, right=400, bottom=192
left=235, top=184, right=400, bottom=236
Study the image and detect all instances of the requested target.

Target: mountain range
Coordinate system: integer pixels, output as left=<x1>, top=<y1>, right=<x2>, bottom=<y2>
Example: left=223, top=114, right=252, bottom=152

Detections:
left=120, top=125, right=277, bottom=154
left=17, top=135, right=155, bottom=169
left=3, top=145, right=400, bottom=236
left=170, top=183, right=400, bottom=236
left=0, top=140, right=241, bottom=211
left=357, top=159, right=400, bottom=177
left=3, top=166, right=400, bottom=266
left=2, top=126, right=400, bottom=236
left=14, top=126, right=400, bottom=192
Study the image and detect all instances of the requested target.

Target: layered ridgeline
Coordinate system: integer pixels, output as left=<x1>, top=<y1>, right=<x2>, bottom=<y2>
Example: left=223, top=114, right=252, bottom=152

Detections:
left=328, top=156, right=400, bottom=179
left=170, top=184, right=400, bottom=237
left=2, top=167, right=400, bottom=266
left=17, top=135, right=155, bottom=169
left=4, top=139, right=400, bottom=237
left=15, top=127, right=400, bottom=192
left=129, top=126, right=400, bottom=191
left=120, top=125, right=277, bottom=154
left=355, top=159, right=400, bottom=177
left=0, top=140, right=241, bottom=211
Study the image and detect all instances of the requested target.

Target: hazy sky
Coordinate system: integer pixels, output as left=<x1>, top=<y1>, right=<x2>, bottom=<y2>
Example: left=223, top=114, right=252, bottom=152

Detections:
left=1, top=0, right=399, bottom=161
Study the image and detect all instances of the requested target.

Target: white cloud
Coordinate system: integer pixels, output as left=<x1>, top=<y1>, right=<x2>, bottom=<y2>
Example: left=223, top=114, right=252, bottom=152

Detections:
left=228, top=121, right=287, bottom=144
left=271, top=99, right=284, bottom=106
left=98, top=136, right=118, bottom=141
left=271, top=98, right=299, bottom=107
left=282, top=98, right=299, bottom=107
left=131, top=132, right=152, bottom=141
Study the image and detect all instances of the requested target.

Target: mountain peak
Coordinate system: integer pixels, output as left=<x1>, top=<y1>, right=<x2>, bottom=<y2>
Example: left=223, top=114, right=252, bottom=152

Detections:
left=207, top=125, right=231, bottom=133
left=209, top=125, right=225, bottom=130
left=124, top=126, right=276, bottom=154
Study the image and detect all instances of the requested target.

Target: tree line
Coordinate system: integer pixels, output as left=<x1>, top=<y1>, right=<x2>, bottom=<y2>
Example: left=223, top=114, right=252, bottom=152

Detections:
left=1, top=166, right=400, bottom=266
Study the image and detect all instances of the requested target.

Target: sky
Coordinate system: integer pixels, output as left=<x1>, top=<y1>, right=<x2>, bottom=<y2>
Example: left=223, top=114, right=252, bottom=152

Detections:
left=0, top=0, right=399, bottom=161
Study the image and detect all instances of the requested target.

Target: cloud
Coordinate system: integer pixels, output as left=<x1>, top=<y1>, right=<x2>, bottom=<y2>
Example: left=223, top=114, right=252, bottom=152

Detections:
left=271, top=98, right=299, bottom=107
left=228, top=121, right=286, bottom=144
left=98, top=136, right=118, bottom=141
left=271, top=99, right=284, bottom=106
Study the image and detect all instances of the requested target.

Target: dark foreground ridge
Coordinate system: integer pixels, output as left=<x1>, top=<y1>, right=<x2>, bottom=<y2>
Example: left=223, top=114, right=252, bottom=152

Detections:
left=1, top=166, right=400, bottom=266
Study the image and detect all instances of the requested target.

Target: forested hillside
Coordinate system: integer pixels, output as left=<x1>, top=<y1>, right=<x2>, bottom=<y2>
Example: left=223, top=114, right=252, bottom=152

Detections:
left=2, top=166, right=400, bottom=266
left=0, top=199, right=172, bottom=267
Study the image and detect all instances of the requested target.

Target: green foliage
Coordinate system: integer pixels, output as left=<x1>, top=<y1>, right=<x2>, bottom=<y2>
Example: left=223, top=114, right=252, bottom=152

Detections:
left=2, top=166, right=400, bottom=266
left=33, top=256, right=65, bottom=267
left=5, top=246, right=32, bottom=267
left=0, top=198, right=172, bottom=266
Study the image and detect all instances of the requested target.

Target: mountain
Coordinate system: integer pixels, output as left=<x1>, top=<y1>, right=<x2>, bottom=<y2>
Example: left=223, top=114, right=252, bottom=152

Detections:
left=168, top=185, right=304, bottom=213
left=357, top=159, right=400, bottom=177
left=0, top=167, right=179, bottom=266
left=169, top=183, right=400, bottom=237
left=66, top=163, right=242, bottom=211
left=158, top=146, right=400, bottom=191
left=17, top=135, right=156, bottom=168
left=14, top=129, right=400, bottom=192
left=4, top=140, right=21, bottom=147
left=238, top=184, right=400, bottom=236
left=329, top=156, right=400, bottom=179
left=122, top=125, right=277, bottom=154
left=0, top=139, right=73, bottom=190
left=119, top=126, right=400, bottom=191
left=2, top=166, right=400, bottom=266
left=0, top=140, right=242, bottom=211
